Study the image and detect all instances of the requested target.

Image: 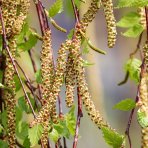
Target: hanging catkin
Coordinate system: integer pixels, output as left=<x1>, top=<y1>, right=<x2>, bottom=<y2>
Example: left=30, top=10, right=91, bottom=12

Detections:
left=139, top=73, right=148, bottom=148
left=30, top=40, right=72, bottom=127
left=70, top=39, right=112, bottom=129
left=138, top=7, right=146, bottom=30
left=3, top=39, right=17, bottom=148
left=101, top=0, right=117, bottom=48
left=65, top=54, right=76, bottom=107
left=81, top=0, right=101, bottom=27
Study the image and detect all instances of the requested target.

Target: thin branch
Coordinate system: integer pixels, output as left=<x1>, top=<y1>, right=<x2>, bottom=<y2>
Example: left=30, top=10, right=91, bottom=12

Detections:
left=63, top=137, right=67, bottom=148
left=145, top=7, right=148, bottom=41
left=73, top=88, right=83, bottom=148
left=28, top=49, right=42, bottom=100
left=0, top=6, right=36, bottom=118
left=125, top=61, right=145, bottom=148
left=15, top=60, right=41, bottom=110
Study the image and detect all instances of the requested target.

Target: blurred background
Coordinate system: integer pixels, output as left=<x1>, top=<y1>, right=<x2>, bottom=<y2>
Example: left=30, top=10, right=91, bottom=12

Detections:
left=17, top=0, right=145, bottom=147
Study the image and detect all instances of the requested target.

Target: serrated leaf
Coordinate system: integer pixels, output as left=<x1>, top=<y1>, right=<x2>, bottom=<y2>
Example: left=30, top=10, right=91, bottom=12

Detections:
left=16, top=121, right=29, bottom=140
left=117, top=12, right=140, bottom=28
left=35, top=69, right=42, bottom=84
left=113, top=98, right=136, bottom=111
left=137, top=109, right=148, bottom=128
left=0, top=140, right=8, bottom=148
left=18, top=33, right=38, bottom=51
left=65, top=105, right=76, bottom=136
left=48, top=0, right=63, bottom=17
left=49, top=128, right=60, bottom=142
left=117, top=0, right=148, bottom=8
left=124, top=58, right=142, bottom=83
left=28, top=124, right=43, bottom=147
left=101, top=127, right=125, bottom=148
left=122, top=24, right=144, bottom=38
left=0, top=110, right=7, bottom=129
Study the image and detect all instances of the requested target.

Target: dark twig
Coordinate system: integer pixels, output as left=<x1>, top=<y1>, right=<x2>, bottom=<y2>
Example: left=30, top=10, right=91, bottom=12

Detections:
left=63, top=137, right=67, bottom=148
left=28, top=49, right=42, bottom=100
left=0, top=6, right=36, bottom=118
left=125, top=61, right=145, bottom=148
left=145, top=7, right=148, bottom=41
left=73, top=88, right=83, bottom=148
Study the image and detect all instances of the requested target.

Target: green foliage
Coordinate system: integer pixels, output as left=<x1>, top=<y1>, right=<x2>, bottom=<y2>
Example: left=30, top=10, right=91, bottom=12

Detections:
left=49, top=128, right=60, bottom=142
left=0, top=140, right=8, bottom=148
left=0, top=124, right=3, bottom=134
left=23, top=137, right=31, bottom=148
left=124, top=58, right=142, bottom=83
left=48, top=0, right=63, bottom=18
left=117, top=12, right=144, bottom=38
left=14, top=75, right=21, bottom=92
left=101, top=127, right=125, bottom=148
left=18, top=94, right=36, bottom=114
left=137, top=110, right=148, bottom=128
left=113, top=98, right=136, bottom=111
left=117, top=0, right=148, bottom=8
left=0, top=110, right=7, bottom=129
left=82, top=60, right=94, bottom=67
left=35, top=69, right=42, bottom=84
left=17, top=22, right=38, bottom=52
left=28, top=124, right=43, bottom=147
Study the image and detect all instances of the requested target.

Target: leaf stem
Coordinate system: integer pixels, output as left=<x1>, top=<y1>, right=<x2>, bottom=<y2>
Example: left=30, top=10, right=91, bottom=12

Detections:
left=145, top=7, right=148, bottom=42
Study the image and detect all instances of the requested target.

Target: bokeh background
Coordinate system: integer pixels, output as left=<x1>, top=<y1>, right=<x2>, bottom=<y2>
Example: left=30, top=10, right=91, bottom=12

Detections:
left=17, top=0, right=145, bottom=147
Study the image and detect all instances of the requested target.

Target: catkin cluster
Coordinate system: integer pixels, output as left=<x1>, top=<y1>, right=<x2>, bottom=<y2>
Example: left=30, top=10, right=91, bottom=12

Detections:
left=143, top=43, right=148, bottom=72
left=70, top=39, right=111, bottom=129
left=101, top=0, right=117, bottom=48
left=1, top=0, right=30, bottom=147
left=138, top=7, right=146, bottom=30
left=139, top=73, right=148, bottom=148
left=30, top=40, right=72, bottom=127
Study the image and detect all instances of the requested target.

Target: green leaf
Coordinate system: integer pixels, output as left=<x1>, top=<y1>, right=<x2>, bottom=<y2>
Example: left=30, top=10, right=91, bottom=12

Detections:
left=113, top=98, right=136, bottom=111
left=0, top=140, right=8, bottom=148
left=0, top=110, right=7, bottom=129
left=82, top=38, right=89, bottom=54
left=48, top=0, right=63, bottom=17
left=23, top=137, right=31, bottom=148
left=49, top=128, right=60, bottom=142
left=18, top=33, right=38, bottom=51
left=0, top=124, right=3, bottom=134
left=16, top=121, right=29, bottom=140
left=28, top=124, right=43, bottom=147
left=65, top=105, right=76, bottom=136
left=117, top=0, right=148, bottom=8
left=117, top=12, right=140, bottom=28
left=16, top=106, right=23, bottom=125
left=137, top=109, right=148, bottom=128
left=0, top=70, right=3, bottom=83
left=14, top=75, right=21, bottom=92
left=122, top=24, right=144, bottom=38
left=101, top=127, right=125, bottom=148
left=35, top=69, right=42, bottom=84
left=124, top=58, right=142, bottom=83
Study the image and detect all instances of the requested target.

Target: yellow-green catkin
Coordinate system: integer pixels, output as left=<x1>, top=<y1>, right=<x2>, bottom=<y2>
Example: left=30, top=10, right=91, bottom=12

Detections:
left=101, top=0, right=117, bottom=48
left=81, top=0, right=101, bottom=27
left=0, top=0, right=18, bottom=36
left=12, top=0, right=30, bottom=35
left=40, top=29, right=54, bottom=147
left=3, top=39, right=17, bottom=148
left=143, top=43, right=148, bottom=72
left=30, top=40, right=72, bottom=127
left=70, top=39, right=111, bottom=129
left=138, top=7, right=146, bottom=30
left=65, top=54, right=76, bottom=108
left=139, top=73, right=148, bottom=148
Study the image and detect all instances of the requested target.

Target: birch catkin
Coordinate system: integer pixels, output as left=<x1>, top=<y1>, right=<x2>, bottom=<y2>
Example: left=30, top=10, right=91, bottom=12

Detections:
left=101, top=0, right=117, bottom=48
left=30, top=40, right=72, bottom=127
left=65, top=54, right=76, bottom=108
left=3, top=39, right=17, bottom=148
left=143, top=43, right=148, bottom=72
left=70, top=39, right=111, bottom=129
